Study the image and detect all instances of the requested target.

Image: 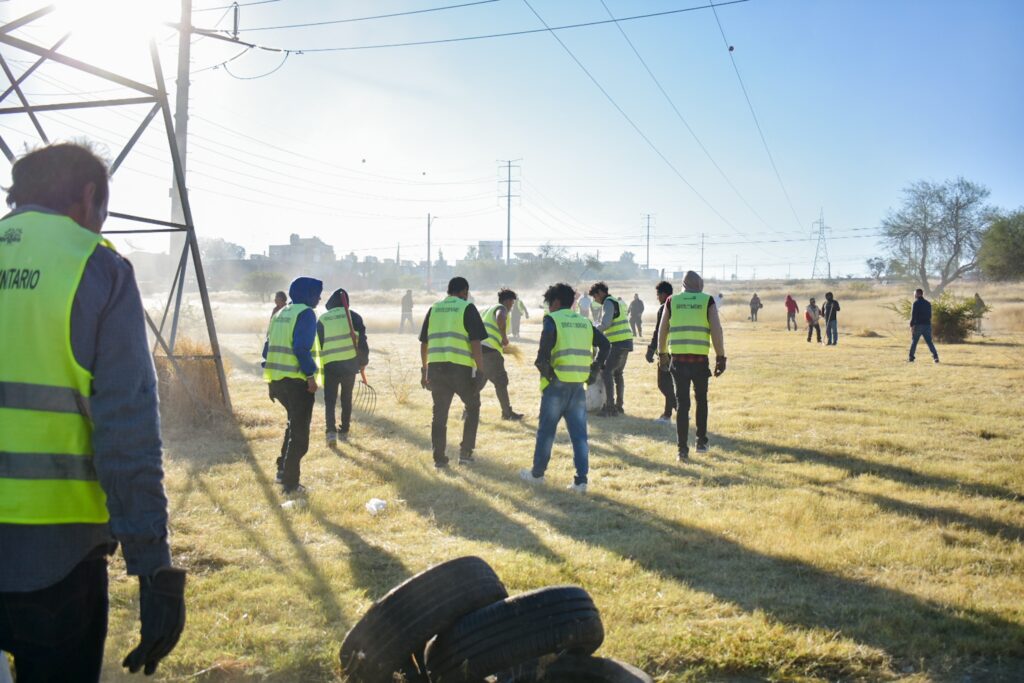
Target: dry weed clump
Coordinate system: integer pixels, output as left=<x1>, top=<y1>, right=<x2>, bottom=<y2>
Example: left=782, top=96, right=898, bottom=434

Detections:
left=383, top=353, right=415, bottom=404
left=153, top=337, right=230, bottom=426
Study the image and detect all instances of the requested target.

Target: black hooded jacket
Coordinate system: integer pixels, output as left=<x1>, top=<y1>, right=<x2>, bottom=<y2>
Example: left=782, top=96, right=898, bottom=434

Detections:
left=317, top=288, right=369, bottom=371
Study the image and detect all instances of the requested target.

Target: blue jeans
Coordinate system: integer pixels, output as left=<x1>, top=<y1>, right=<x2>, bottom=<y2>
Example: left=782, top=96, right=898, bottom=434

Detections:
left=531, top=380, right=589, bottom=485
left=909, top=324, right=938, bottom=360
left=826, top=319, right=838, bottom=344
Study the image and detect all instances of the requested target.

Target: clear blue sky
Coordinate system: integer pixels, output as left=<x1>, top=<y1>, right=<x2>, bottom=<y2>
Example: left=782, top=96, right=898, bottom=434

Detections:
left=2, top=0, right=1022, bottom=278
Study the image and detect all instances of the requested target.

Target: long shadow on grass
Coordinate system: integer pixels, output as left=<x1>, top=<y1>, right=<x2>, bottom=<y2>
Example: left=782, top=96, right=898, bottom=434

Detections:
left=353, top=443, right=560, bottom=562
left=462, top=460, right=1024, bottom=675
left=718, top=435, right=1022, bottom=502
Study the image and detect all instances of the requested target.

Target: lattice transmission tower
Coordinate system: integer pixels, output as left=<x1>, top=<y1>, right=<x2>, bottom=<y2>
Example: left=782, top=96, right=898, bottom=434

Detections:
left=810, top=209, right=831, bottom=280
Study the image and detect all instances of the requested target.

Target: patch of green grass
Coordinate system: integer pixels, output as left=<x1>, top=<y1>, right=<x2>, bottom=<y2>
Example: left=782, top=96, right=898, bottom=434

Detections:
left=101, top=294, right=1024, bottom=682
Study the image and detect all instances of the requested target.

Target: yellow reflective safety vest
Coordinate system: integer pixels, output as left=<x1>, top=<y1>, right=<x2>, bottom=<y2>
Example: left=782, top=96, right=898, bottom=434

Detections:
left=667, top=292, right=712, bottom=355
left=602, top=296, right=633, bottom=343
left=264, top=303, right=319, bottom=381
left=482, top=305, right=505, bottom=353
left=0, top=211, right=110, bottom=524
left=541, top=309, right=593, bottom=391
left=426, top=296, right=475, bottom=368
left=319, top=307, right=357, bottom=364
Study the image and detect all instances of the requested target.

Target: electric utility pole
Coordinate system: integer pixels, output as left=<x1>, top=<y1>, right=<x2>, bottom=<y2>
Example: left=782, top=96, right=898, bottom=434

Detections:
left=643, top=214, right=653, bottom=270
left=426, top=213, right=433, bottom=292
left=700, top=232, right=705, bottom=275
left=498, top=159, right=521, bottom=265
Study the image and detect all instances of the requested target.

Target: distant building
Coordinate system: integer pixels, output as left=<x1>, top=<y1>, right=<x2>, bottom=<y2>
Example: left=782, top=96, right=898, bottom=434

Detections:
left=268, top=233, right=335, bottom=263
left=478, top=240, right=503, bottom=260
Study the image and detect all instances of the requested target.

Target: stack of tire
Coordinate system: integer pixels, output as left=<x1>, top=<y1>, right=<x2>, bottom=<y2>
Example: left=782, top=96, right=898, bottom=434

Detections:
left=339, top=556, right=652, bottom=682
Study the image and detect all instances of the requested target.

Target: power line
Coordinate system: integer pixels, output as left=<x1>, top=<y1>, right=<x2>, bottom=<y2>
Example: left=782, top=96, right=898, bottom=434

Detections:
left=194, top=0, right=751, bottom=54
left=708, top=0, right=803, bottom=230
left=234, top=0, right=501, bottom=32
left=223, top=50, right=289, bottom=79
left=193, top=0, right=281, bottom=12
left=520, top=0, right=749, bottom=239
left=597, top=0, right=783, bottom=236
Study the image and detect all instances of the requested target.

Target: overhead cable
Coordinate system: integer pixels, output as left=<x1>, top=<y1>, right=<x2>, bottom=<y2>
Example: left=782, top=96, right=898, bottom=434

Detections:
left=234, top=0, right=501, bottom=32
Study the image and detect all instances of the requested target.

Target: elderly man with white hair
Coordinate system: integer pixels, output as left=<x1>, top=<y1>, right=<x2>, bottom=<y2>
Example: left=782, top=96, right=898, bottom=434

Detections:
left=657, top=271, right=727, bottom=460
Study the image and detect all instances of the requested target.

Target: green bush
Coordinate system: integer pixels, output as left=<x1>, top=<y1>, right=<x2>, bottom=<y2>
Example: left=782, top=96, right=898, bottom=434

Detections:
left=888, top=293, right=987, bottom=343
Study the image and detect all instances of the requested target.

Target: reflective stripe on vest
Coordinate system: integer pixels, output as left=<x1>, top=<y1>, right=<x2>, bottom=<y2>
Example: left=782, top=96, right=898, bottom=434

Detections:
left=542, top=309, right=593, bottom=390
left=0, top=211, right=108, bottom=524
left=603, top=296, right=633, bottom=343
left=319, top=308, right=357, bottom=363
left=427, top=296, right=475, bottom=367
left=264, top=303, right=318, bottom=381
left=482, top=305, right=504, bottom=353
left=667, top=292, right=712, bottom=355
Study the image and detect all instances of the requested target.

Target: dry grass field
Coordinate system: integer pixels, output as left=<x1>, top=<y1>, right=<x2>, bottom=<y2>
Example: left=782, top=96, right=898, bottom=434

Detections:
left=98, top=281, right=1024, bottom=682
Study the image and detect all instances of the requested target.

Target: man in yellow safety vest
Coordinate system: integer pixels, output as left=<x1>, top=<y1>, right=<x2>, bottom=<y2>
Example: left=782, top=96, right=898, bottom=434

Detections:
left=0, top=143, right=185, bottom=679
left=478, top=288, right=523, bottom=421
left=520, top=283, right=610, bottom=493
left=589, top=281, right=633, bottom=417
left=657, top=271, right=727, bottom=460
left=318, top=288, right=369, bottom=444
left=419, top=277, right=487, bottom=468
left=262, top=276, right=323, bottom=492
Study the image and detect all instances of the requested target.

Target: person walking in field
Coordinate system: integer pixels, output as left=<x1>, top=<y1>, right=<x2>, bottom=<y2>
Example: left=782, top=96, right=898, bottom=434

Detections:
left=908, top=288, right=940, bottom=363
left=520, top=282, right=610, bottom=493
left=806, top=297, right=822, bottom=343
left=318, top=288, right=369, bottom=444
left=822, top=291, right=840, bottom=345
left=271, top=289, right=287, bottom=318
left=590, top=281, right=634, bottom=417
left=0, top=143, right=186, bottom=679
left=785, top=294, right=799, bottom=331
left=749, top=293, right=762, bottom=321
left=420, top=277, right=487, bottom=468
left=400, top=289, right=415, bottom=333
left=479, top=289, right=525, bottom=420
left=628, top=293, right=645, bottom=337
left=645, top=280, right=676, bottom=423
left=510, top=296, right=529, bottom=340
left=658, top=271, right=727, bottom=460
left=263, top=277, right=323, bottom=494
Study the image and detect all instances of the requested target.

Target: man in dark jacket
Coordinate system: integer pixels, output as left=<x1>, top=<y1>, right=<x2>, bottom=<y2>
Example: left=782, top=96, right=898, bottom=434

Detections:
left=908, top=288, right=939, bottom=363
left=0, top=143, right=185, bottom=680
left=645, top=281, right=676, bottom=422
left=628, top=293, right=645, bottom=337
left=263, top=277, right=322, bottom=493
left=318, top=288, right=369, bottom=443
left=822, top=291, right=840, bottom=345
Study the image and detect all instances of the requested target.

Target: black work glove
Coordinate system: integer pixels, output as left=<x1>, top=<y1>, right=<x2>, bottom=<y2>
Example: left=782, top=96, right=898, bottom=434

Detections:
left=714, top=356, right=727, bottom=377
left=644, top=348, right=655, bottom=364
left=586, top=362, right=602, bottom=386
left=123, top=567, right=186, bottom=676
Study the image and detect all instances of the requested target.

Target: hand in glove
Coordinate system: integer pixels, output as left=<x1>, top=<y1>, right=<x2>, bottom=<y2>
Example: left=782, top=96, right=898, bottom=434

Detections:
left=586, top=362, right=602, bottom=386
left=420, top=366, right=430, bottom=390
left=123, top=567, right=186, bottom=676
left=644, top=348, right=655, bottom=364
left=714, top=356, right=727, bottom=377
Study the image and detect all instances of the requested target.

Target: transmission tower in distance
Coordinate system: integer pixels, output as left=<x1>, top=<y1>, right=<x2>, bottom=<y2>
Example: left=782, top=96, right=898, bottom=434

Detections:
left=811, top=209, right=831, bottom=280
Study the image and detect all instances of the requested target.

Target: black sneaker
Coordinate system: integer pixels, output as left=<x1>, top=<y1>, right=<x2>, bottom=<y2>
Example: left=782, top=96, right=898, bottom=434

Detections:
left=598, top=406, right=617, bottom=417
left=933, top=357, right=940, bottom=364
left=677, top=449, right=689, bottom=461
left=275, top=470, right=284, bottom=484
left=434, top=461, right=449, bottom=470
left=615, top=406, right=625, bottom=415
left=695, top=441, right=709, bottom=454
left=502, top=412, right=524, bottom=421
left=338, top=431, right=350, bottom=442
left=282, top=483, right=307, bottom=496
left=458, top=453, right=475, bottom=465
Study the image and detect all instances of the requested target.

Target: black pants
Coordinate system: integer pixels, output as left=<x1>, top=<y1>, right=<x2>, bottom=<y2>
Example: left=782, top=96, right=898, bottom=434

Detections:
left=399, top=311, right=414, bottom=332
left=657, top=367, right=676, bottom=417
left=510, top=312, right=522, bottom=338
left=629, top=317, right=643, bottom=337
left=429, top=363, right=480, bottom=464
left=787, top=311, right=797, bottom=330
left=807, top=322, right=821, bottom=342
left=0, top=555, right=108, bottom=682
left=671, top=361, right=710, bottom=451
left=602, top=347, right=630, bottom=409
left=477, top=349, right=513, bottom=416
left=323, top=363, right=356, bottom=433
left=750, top=307, right=758, bottom=322
left=270, top=377, right=315, bottom=488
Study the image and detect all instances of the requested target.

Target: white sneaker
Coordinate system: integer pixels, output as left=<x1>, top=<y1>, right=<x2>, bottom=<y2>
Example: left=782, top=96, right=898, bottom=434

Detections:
left=566, top=482, right=587, bottom=494
left=519, top=469, right=545, bottom=485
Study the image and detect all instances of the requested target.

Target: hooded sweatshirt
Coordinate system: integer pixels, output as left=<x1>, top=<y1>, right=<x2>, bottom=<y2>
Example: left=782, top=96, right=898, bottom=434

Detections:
left=263, top=276, right=322, bottom=377
left=317, top=288, right=369, bottom=369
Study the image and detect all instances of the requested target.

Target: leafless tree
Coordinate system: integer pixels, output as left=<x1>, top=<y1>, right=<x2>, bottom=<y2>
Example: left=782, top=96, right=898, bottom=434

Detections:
left=881, top=177, right=992, bottom=296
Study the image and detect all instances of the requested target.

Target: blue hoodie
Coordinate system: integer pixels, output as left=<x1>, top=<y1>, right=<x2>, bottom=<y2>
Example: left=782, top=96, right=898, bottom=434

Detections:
left=263, top=276, right=322, bottom=377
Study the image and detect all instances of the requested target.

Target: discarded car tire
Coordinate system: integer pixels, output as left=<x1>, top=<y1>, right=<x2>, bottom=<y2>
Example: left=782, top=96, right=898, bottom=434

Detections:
left=424, top=585, right=604, bottom=682
left=499, top=654, right=654, bottom=683
left=339, top=556, right=508, bottom=683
